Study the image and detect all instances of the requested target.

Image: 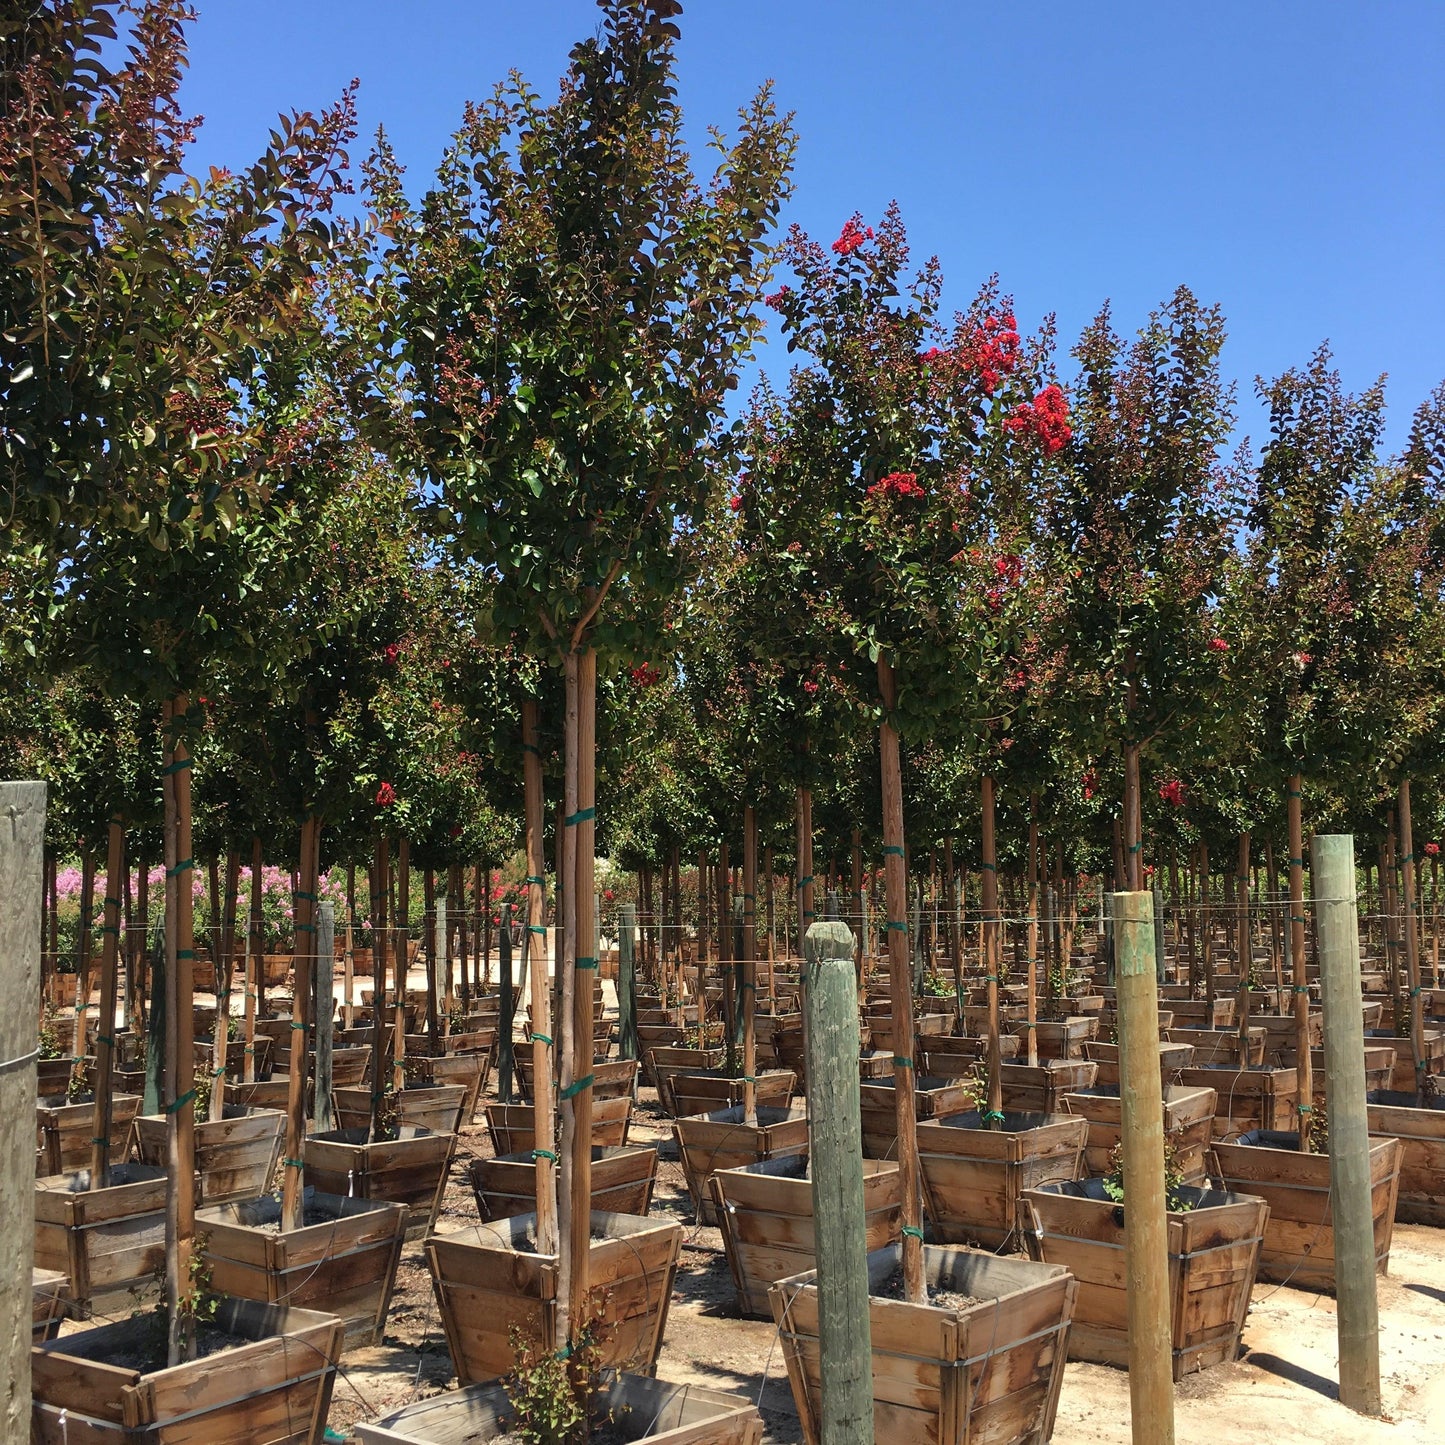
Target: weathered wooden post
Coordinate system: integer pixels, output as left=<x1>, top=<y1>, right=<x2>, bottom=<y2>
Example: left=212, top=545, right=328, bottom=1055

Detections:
left=1115, top=889, right=1175, bottom=1445
left=618, top=902, right=639, bottom=1068
left=1152, top=885, right=1166, bottom=985
left=1, top=780, right=44, bottom=1439
left=1312, top=833, right=1381, bottom=1416
left=315, top=901, right=335, bottom=1133
left=804, top=919, right=873, bottom=1444
left=498, top=911, right=516, bottom=1103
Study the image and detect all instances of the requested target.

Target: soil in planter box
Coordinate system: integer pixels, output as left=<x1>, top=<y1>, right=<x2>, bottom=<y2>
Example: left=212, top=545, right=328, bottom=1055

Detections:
left=873, top=1264, right=981, bottom=1313
left=63, top=1314, right=254, bottom=1373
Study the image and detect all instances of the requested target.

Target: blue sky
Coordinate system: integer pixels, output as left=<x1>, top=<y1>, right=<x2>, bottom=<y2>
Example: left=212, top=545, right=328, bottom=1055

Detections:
left=180, top=1, right=1442, bottom=452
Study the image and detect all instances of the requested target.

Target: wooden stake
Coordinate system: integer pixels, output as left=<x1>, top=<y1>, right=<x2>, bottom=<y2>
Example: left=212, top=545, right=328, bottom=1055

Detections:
left=315, top=901, right=335, bottom=1133
left=1026, top=797, right=1040, bottom=1068
left=244, top=838, right=262, bottom=1082
left=877, top=657, right=924, bottom=1304
left=1236, top=831, right=1252, bottom=1069
left=370, top=836, right=389, bottom=1142
left=0, top=781, right=44, bottom=1441
left=1398, top=781, right=1426, bottom=1100
left=1114, top=889, right=1175, bottom=1445
left=1287, top=776, right=1312, bottom=1150
left=1311, top=833, right=1381, bottom=1415
left=804, top=919, right=873, bottom=1443
left=982, top=777, right=1004, bottom=1117
left=344, top=862, right=356, bottom=1030
left=742, top=806, right=758, bottom=1125
left=90, top=814, right=125, bottom=1185
left=391, top=838, right=410, bottom=1094
left=522, top=696, right=558, bottom=1257
left=162, top=696, right=198, bottom=1365
left=498, top=907, right=515, bottom=1102
left=617, top=902, right=638, bottom=1070
left=281, top=817, right=319, bottom=1232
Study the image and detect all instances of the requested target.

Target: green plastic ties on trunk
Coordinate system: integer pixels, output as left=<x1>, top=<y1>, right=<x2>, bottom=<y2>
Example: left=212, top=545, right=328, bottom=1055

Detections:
left=564, top=807, right=596, bottom=827
left=166, top=858, right=194, bottom=876
left=531, top=1149, right=557, bottom=1162
left=165, top=1089, right=196, bottom=1114
left=575, top=957, right=598, bottom=970
left=530, top=1033, right=553, bottom=1046
left=161, top=759, right=193, bottom=776
left=882, top=847, right=904, bottom=858
left=900, top=1225, right=925, bottom=1240
left=560, top=1074, right=594, bottom=1100
left=892, top=1056, right=913, bottom=1069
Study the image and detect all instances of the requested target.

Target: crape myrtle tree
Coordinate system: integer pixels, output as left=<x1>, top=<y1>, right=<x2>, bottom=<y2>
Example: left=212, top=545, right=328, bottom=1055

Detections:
left=359, top=0, right=794, bottom=1347
left=765, top=204, right=1068, bottom=1301
left=1038, top=289, right=1239, bottom=893
left=6, top=0, right=359, bottom=1353
left=1222, top=344, right=1399, bottom=1137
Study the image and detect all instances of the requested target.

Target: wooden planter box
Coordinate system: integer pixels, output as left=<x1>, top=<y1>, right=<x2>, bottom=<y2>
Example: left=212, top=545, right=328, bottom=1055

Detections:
left=37, top=1055, right=76, bottom=1095
left=1212, top=1131, right=1403, bottom=1290
left=870, top=1011, right=950, bottom=1053
left=1061, top=1084, right=1217, bottom=1182
left=1366, top=1091, right=1445, bottom=1225
left=1171, top=997, right=1235, bottom=1028
left=917, top=1111, right=1088, bottom=1249
left=225, top=1077, right=293, bottom=1111
left=483, top=1097, right=632, bottom=1156
left=37, top=1092, right=141, bottom=1176
left=1177, top=1064, right=1297, bottom=1140
left=1166, top=1027, right=1267, bottom=1066
left=31, top=1297, right=343, bottom=1444
left=303, top=1126, right=456, bottom=1236
left=1082, top=1039, right=1193, bottom=1088
left=198, top=1187, right=408, bottom=1349
left=32, top=1268, right=67, bottom=1342
left=131, top=1104, right=284, bottom=1204
left=651, top=1047, right=725, bottom=1105
left=1023, top=1179, right=1267, bottom=1376
left=334, top=1085, right=467, bottom=1137
left=1278, top=1044, right=1397, bottom=1104
left=917, top=1032, right=1020, bottom=1076
left=406, top=1028, right=497, bottom=1062
left=468, top=1143, right=658, bottom=1223
left=354, top=1374, right=763, bottom=1445
left=194, top=1035, right=274, bottom=1084
left=273, top=1044, right=371, bottom=1089
left=34, top=1163, right=169, bottom=1311
left=674, top=1105, right=810, bottom=1224
left=426, top=1211, right=682, bottom=1384
left=859, top=1077, right=975, bottom=1161
left=1028, top=1016, right=1098, bottom=1061
left=404, top=1051, right=488, bottom=1122
left=1366, top=1028, right=1445, bottom=1091
left=999, top=1059, right=1098, bottom=1114
left=516, top=1055, right=638, bottom=1104
left=637, top=1025, right=688, bottom=1079
left=770, top=1243, right=1075, bottom=1445
left=1259, top=1012, right=1323, bottom=1055
left=712, top=1155, right=901, bottom=1316
left=666, top=1067, right=795, bottom=1119
left=858, top=1049, right=896, bottom=1080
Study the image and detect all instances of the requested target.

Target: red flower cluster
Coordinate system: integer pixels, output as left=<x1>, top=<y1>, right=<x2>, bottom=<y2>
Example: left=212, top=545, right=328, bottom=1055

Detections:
left=375, top=781, right=396, bottom=806
left=1158, top=779, right=1186, bottom=808
left=1080, top=769, right=1099, bottom=802
left=728, top=495, right=743, bottom=512
left=1426, top=842, right=1441, bottom=858
left=984, top=588, right=1004, bottom=614
left=1294, top=651, right=1313, bottom=666
left=957, top=313, right=1020, bottom=393
left=993, top=553, right=1023, bottom=586
left=383, top=642, right=400, bottom=665
left=764, top=285, right=791, bottom=309
left=831, top=218, right=873, bottom=257
left=630, top=663, right=663, bottom=687
left=1208, top=637, right=1229, bottom=653
left=802, top=679, right=819, bottom=696
left=1003, top=384, right=1072, bottom=455
left=866, top=470, right=925, bottom=502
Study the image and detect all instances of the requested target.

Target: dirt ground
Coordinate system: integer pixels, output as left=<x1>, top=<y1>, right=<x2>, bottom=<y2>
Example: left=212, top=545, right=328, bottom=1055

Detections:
left=275, top=1086, right=1445, bottom=1444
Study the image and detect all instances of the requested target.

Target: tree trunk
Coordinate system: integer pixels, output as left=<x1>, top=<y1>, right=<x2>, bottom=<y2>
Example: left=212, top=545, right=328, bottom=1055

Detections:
left=89, top=815, right=125, bottom=1185
left=1287, top=776, right=1312, bottom=1151
left=282, top=817, right=319, bottom=1232
left=981, top=777, right=1004, bottom=1114
left=370, top=836, right=389, bottom=1141
left=1399, top=781, right=1426, bottom=1101
left=743, top=805, right=759, bottom=1124
left=877, top=657, right=924, bottom=1304
left=522, top=696, right=559, bottom=1256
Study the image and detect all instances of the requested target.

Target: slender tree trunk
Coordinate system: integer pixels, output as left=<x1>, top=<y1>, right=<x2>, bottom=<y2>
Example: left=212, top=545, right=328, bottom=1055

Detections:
left=877, top=657, right=924, bottom=1304
left=743, top=805, right=759, bottom=1124
left=370, top=836, right=389, bottom=1141
left=282, top=817, right=319, bottom=1231
left=1399, top=782, right=1426, bottom=1100
left=522, top=697, right=558, bottom=1256
left=1026, top=795, right=1040, bottom=1068
left=981, top=777, right=1005, bottom=1113
left=89, top=815, right=125, bottom=1185
left=162, top=696, right=198, bottom=1366
left=391, top=838, right=410, bottom=1093
left=1287, top=776, right=1312, bottom=1150
left=209, top=852, right=240, bottom=1122
left=1236, top=832, right=1252, bottom=1069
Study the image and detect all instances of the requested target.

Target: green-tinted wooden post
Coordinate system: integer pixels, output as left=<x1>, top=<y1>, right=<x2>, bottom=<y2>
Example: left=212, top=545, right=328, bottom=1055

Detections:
left=618, top=903, right=639, bottom=1066
left=144, top=930, right=166, bottom=1115
left=1312, top=833, right=1381, bottom=1416
left=804, top=920, right=873, bottom=1445
left=498, top=911, right=515, bottom=1103
left=1114, top=890, right=1174, bottom=1445
left=314, top=902, right=335, bottom=1132
left=1, top=781, right=44, bottom=1439
left=1152, top=886, right=1166, bottom=984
